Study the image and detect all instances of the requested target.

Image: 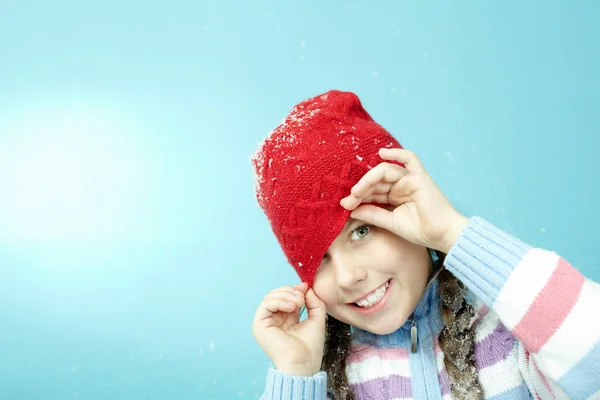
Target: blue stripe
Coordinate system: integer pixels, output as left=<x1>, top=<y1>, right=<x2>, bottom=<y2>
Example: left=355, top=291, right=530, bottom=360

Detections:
left=279, top=376, right=284, bottom=397
left=558, top=338, right=600, bottom=399
left=487, top=382, right=533, bottom=400
left=444, top=216, right=531, bottom=306
left=447, top=246, right=508, bottom=305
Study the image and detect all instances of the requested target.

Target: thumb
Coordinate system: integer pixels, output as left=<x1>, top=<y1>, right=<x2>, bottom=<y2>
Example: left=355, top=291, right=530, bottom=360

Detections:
left=305, top=288, right=326, bottom=327
left=351, top=204, right=395, bottom=232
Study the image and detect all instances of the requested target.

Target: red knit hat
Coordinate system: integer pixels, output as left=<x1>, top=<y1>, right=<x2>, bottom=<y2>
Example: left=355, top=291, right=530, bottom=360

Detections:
left=252, top=90, right=403, bottom=287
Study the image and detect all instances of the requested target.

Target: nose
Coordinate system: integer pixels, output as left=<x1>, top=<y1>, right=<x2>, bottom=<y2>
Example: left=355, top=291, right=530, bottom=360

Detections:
left=330, top=251, right=367, bottom=290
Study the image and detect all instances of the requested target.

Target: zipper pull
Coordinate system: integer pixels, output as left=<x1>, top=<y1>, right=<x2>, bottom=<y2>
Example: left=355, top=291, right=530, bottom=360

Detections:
left=410, top=316, right=418, bottom=354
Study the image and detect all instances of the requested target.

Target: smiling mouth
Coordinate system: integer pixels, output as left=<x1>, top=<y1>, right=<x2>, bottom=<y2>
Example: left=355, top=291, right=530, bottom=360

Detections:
left=350, top=279, right=391, bottom=308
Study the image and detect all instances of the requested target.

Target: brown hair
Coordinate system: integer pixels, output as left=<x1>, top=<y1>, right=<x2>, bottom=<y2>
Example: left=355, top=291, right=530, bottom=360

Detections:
left=320, top=249, right=483, bottom=399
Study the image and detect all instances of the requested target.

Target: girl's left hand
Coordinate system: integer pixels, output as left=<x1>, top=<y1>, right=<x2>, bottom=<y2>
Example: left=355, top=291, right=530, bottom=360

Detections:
left=340, top=148, right=469, bottom=254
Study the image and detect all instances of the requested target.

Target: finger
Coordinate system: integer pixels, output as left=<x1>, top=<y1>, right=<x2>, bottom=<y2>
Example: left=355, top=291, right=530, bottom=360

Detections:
left=264, top=291, right=305, bottom=307
left=341, top=182, right=402, bottom=210
left=379, top=148, right=425, bottom=174
left=269, top=285, right=302, bottom=294
left=391, top=174, right=419, bottom=199
left=304, top=289, right=326, bottom=327
left=359, top=193, right=392, bottom=205
left=296, top=282, right=309, bottom=293
left=254, top=298, right=298, bottom=323
left=369, top=182, right=394, bottom=194
left=350, top=162, right=408, bottom=199
left=350, top=204, right=395, bottom=233
left=357, top=194, right=412, bottom=208
left=269, top=286, right=305, bottom=299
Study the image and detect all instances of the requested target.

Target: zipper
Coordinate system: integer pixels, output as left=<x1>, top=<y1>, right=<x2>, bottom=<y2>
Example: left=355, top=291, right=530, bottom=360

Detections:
left=410, top=263, right=444, bottom=355
left=410, top=314, right=418, bottom=354
left=407, top=267, right=445, bottom=399
left=407, top=310, right=443, bottom=399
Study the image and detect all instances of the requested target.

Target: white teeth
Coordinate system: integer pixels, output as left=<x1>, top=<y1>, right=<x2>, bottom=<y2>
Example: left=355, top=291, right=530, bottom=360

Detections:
left=356, top=282, right=388, bottom=308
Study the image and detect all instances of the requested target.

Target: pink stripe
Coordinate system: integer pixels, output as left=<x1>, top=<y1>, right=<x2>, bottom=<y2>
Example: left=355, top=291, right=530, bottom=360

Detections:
left=438, top=366, right=450, bottom=395
left=347, top=345, right=408, bottom=364
left=434, top=338, right=442, bottom=355
left=512, top=257, right=585, bottom=352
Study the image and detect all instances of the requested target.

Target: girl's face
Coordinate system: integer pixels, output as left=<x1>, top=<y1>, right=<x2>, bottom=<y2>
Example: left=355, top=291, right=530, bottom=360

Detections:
left=312, top=218, right=431, bottom=335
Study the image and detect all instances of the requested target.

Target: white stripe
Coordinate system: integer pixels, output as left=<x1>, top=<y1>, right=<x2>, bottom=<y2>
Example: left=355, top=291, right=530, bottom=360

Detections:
left=345, top=356, right=410, bottom=384
left=436, top=344, right=445, bottom=373
left=473, top=309, right=505, bottom=344
left=492, top=249, right=559, bottom=330
left=534, top=280, right=600, bottom=379
left=477, top=345, right=523, bottom=397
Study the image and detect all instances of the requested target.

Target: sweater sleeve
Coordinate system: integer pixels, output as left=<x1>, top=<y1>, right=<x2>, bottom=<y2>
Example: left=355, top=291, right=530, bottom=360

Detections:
left=444, top=216, right=600, bottom=400
left=259, top=368, right=328, bottom=399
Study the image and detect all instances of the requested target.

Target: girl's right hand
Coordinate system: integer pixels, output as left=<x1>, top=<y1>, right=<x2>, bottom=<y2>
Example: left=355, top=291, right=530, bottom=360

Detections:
left=252, top=282, right=327, bottom=376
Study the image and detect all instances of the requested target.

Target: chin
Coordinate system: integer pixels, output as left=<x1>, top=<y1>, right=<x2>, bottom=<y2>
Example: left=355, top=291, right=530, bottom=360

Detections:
left=373, top=323, right=404, bottom=335
left=361, top=319, right=406, bottom=335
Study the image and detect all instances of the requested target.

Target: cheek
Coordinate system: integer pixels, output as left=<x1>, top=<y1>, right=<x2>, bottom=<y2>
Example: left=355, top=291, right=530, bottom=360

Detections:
left=316, top=291, right=338, bottom=309
left=312, top=278, right=337, bottom=307
left=384, top=246, right=430, bottom=284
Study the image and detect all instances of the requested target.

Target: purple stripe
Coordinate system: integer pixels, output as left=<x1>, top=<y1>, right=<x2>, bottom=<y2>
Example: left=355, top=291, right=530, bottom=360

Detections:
left=350, top=375, right=412, bottom=398
left=475, top=322, right=517, bottom=369
left=438, top=367, right=450, bottom=395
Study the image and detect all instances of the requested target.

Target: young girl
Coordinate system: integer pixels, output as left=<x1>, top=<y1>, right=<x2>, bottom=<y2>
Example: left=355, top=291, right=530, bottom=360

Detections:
left=250, top=90, right=600, bottom=400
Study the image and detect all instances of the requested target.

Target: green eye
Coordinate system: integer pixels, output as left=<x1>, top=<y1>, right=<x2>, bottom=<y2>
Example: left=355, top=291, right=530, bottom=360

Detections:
left=351, top=225, right=371, bottom=240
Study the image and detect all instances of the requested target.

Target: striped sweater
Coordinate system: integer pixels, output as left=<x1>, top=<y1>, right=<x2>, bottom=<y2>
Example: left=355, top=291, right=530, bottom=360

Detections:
left=260, top=217, right=600, bottom=399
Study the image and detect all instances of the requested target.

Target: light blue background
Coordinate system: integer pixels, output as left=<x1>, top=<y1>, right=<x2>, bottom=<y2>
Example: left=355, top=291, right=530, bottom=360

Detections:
left=1, top=1, right=599, bottom=399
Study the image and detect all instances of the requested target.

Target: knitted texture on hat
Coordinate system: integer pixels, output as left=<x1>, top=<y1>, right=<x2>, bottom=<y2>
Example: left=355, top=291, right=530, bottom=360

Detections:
left=252, top=90, right=402, bottom=287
